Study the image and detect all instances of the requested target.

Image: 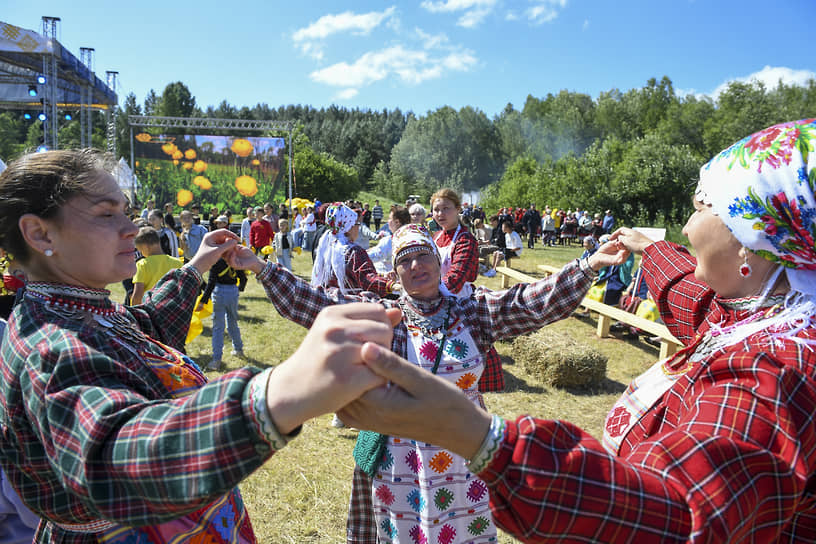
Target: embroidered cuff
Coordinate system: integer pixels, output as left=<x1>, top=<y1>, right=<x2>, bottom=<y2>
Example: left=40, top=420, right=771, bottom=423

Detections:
left=578, top=256, right=599, bottom=280
left=466, top=414, right=506, bottom=474
left=182, top=263, right=204, bottom=285
left=244, top=367, right=301, bottom=451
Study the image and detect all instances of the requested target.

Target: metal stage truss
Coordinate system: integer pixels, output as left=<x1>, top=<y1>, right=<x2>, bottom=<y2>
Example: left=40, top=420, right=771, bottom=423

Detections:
left=0, top=18, right=118, bottom=151
left=127, top=115, right=295, bottom=214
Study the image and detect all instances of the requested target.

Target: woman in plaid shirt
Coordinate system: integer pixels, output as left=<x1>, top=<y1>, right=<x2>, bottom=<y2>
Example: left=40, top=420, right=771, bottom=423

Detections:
left=0, top=149, right=402, bottom=543
left=341, top=119, right=816, bottom=543
left=228, top=222, right=626, bottom=543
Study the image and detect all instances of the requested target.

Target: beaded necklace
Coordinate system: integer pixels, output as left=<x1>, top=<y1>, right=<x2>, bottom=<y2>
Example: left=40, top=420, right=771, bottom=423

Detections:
left=399, top=296, right=448, bottom=340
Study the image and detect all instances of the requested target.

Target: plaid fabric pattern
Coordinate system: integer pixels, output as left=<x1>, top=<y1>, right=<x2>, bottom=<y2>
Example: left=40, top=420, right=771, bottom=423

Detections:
left=479, top=241, right=816, bottom=542
left=0, top=267, right=275, bottom=543
left=257, top=260, right=595, bottom=542
left=434, top=228, right=479, bottom=294
left=342, top=244, right=394, bottom=297
left=346, top=467, right=377, bottom=543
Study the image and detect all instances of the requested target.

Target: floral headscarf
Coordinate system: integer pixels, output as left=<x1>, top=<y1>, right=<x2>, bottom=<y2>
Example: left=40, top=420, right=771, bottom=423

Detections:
left=311, top=203, right=359, bottom=292
left=696, top=118, right=816, bottom=296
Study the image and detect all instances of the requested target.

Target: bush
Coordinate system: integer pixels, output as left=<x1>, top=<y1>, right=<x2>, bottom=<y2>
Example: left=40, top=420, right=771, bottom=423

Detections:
left=512, top=328, right=607, bottom=388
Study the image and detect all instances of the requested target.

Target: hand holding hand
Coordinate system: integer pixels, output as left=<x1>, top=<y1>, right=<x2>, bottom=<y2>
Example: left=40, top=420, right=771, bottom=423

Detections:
left=225, top=245, right=266, bottom=275
left=188, top=229, right=239, bottom=275
left=265, top=304, right=403, bottom=434
left=338, top=343, right=491, bottom=459
left=587, top=239, right=630, bottom=272
left=610, top=227, right=655, bottom=255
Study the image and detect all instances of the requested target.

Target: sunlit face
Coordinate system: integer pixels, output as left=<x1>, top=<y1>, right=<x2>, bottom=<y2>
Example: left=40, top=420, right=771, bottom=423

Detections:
left=395, top=249, right=441, bottom=300
left=682, top=198, right=748, bottom=297
left=388, top=211, right=401, bottom=232
left=409, top=209, right=425, bottom=224
left=148, top=214, right=162, bottom=229
left=40, top=172, right=139, bottom=288
left=432, top=198, right=459, bottom=230
left=264, top=205, right=273, bottom=215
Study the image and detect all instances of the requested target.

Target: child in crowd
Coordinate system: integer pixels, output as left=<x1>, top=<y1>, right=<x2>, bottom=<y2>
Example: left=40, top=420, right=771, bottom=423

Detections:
left=179, top=210, right=208, bottom=263
left=274, top=218, right=294, bottom=271
left=198, top=216, right=247, bottom=371
left=131, top=227, right=183, bottom=304
left=249, top=206, right=274, bottom=256
left=147, top=209, right=179, bottom=257
left=486, top=220, right=522, bottom=277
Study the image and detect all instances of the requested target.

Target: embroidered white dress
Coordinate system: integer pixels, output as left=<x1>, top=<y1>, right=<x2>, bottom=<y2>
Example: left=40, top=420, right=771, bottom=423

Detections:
left=371, top=313, right=496, bottom=543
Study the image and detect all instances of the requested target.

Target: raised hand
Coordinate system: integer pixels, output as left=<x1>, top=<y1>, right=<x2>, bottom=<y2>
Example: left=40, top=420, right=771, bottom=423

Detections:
left=587, top=239, right=630, bottom=271
left=225, top=244, right=266, bottom=275
left=188, top=229, right=239, bottom=275
left=264, top=304, right=402, bottom=434
left=610, top=227, right=655, bottom=255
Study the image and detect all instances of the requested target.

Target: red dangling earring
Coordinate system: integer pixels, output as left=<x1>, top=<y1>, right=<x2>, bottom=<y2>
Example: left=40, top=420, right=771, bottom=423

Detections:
left=739, top=254, right=752, bottom=278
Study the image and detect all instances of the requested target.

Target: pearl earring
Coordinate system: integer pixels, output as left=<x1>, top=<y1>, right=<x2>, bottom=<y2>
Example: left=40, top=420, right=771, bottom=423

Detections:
left=44, top=249, right=53, bottom=257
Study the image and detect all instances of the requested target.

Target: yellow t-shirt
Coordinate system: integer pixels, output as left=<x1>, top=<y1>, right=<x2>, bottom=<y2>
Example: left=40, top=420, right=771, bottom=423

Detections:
left=133, top=254, right=183, bottom=291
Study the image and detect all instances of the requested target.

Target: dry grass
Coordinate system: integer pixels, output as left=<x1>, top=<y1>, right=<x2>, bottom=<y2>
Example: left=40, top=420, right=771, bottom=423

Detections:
left=107, top=240, right=662, bottom=542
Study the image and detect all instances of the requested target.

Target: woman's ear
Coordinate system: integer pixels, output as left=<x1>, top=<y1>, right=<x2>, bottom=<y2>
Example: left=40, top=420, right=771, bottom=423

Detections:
left=18, top=214, right=53, bottom=255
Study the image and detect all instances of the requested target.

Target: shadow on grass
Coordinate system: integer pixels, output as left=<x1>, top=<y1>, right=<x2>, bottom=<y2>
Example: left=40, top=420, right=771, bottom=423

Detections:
left=502, top=369, right=547, bottom=394
left=564, top=376, right=627, bottom=397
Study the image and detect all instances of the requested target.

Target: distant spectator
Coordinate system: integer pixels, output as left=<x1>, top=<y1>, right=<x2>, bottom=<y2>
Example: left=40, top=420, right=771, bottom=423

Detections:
left=580, top=235, right=598, bottom=259
left=486, top=220, right=522, bottom=276
left=602, top=209, right=615, bottom=233
left=263, top=202, right=279, bottom=234
left=361, top=203, right=372, bottom=228
left=522, top=203, right=542, bottom=249
left=371, top=199, right=384, bottom=231
left=131, top=227, right=183, bottom=304
left=240, top=206, right=254, bottom=247
left=179, top=210, right=208, bottom=262
left=541, top=211, right=556, bottom=246
left=249, top=206, right=274, bottom=255
left=147, top=209, right=179, bottom=257
left=140, top=198, right=155, bottom=221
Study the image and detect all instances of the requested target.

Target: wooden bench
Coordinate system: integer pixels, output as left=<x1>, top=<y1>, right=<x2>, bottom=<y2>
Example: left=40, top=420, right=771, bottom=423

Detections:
left=490, top=265, right=684, bottom=359
left=495, top=265, right=535, bottom=289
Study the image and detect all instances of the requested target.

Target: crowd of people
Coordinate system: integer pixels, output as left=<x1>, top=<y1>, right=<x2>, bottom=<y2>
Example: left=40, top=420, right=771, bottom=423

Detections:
left=0, top=118, right=815, bottom=543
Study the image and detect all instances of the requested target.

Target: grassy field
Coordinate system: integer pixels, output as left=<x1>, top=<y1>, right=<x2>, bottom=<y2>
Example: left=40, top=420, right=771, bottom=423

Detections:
left=109, top=238, right=674, bottom=542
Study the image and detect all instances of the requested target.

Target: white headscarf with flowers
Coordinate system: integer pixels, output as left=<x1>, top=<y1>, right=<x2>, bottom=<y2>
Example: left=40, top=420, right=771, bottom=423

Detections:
left=311, top=203, right=359, bottom=292
left=695, top=118, right=816, bottom=348
left=391, top=224, right=454, bottom=298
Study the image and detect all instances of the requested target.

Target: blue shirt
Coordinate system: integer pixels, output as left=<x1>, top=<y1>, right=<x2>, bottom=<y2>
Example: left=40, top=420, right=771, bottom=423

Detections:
left=184, top=224, right=208, bottom=259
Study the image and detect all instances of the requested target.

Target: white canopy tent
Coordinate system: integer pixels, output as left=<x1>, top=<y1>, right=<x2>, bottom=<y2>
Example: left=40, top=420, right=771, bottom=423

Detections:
left=111, top=157, right=137, bottom=200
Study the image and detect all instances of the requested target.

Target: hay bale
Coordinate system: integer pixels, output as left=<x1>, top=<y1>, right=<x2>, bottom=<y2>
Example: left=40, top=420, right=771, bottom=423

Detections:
left=512, top=328, right=607, bottom=388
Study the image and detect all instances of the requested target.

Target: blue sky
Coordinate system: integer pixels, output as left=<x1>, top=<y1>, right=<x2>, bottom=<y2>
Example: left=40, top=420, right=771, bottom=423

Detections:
left=5, top=0, right=815, bottom=118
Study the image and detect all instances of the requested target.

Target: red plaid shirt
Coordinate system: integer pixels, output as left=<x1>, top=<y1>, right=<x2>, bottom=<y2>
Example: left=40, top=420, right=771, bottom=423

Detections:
left=327, top=244, right=393, bottom=297
left=434, top=227, right=479, bottom=294
left=481, top=241, right=816, bottom=542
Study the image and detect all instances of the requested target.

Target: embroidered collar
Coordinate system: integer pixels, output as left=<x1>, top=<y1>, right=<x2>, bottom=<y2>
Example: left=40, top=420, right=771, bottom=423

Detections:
left=25, top=281, right=116, bottom=316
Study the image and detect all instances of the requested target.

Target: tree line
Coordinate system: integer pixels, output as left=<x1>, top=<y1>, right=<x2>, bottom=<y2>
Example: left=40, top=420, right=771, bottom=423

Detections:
left=1, top=75, right=813, bottom=222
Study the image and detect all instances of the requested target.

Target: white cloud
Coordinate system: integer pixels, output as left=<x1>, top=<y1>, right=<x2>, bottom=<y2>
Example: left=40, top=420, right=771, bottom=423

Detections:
left=710, top=66, right=816, bottom=99
left=582, top=19, right=590, bottom=31
left=415, top=28, right=450, bottom=50
left=334, top=88, right=359, bottom=101
left=525, top=0, right=568, bottom=24
left=420, top=0, right=497, bottom=28
left=293, top=7, right=397, bottom=59
left=309, top=44, right=477, bottom=94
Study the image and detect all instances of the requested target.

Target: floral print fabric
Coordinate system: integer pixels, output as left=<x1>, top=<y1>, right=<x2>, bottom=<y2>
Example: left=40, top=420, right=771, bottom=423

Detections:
left=697, top=118, right=816, bottom=294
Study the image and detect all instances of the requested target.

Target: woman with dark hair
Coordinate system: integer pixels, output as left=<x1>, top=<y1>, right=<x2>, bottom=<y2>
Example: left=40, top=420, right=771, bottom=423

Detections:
left=0, top=149, right=401, bottom=543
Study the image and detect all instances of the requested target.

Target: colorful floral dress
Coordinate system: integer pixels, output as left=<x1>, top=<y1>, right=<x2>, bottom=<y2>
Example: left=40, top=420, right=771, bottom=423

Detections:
left=372, top=309, right=495, bottom=544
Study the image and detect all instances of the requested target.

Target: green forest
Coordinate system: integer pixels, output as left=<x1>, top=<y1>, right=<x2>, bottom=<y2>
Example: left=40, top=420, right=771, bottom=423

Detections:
left=1, top=75, right=814, bottom=223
